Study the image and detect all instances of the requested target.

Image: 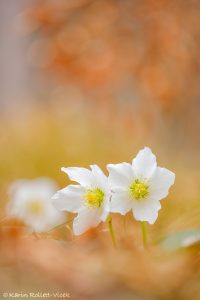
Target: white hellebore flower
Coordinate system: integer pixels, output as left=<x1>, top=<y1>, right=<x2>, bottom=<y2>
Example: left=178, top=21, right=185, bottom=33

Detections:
left=107, top=147, right=175, bottom=224
left=52, top=165, right=110, bottom=235
left=7, top=178, right=66, bottom=232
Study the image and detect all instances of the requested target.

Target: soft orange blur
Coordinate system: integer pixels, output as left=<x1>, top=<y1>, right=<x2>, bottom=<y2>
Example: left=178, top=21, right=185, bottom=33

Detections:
left=0, top=1, right=200, bottom=299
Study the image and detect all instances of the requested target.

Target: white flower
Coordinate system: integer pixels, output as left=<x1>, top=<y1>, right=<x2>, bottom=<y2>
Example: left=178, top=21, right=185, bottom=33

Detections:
left=7, top=178, right=66, bottom=232
left=107, top=147, right=175, bottom=224
left=52, top=165, right=110, bottom=235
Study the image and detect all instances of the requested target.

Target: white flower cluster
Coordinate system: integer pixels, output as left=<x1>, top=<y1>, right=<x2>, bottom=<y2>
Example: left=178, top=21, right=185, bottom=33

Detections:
left=52, top=147, right=175, bottom=235
left=7, top=147, right=175, bottom=235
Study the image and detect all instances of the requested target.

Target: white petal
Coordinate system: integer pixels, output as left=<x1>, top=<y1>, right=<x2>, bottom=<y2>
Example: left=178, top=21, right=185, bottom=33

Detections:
left=61, top=167, right=94, bottom=187
left=52, top=185, right=84, bottom=212
left=99, top=193, right=110, bottom=221
left=132, top=198, right=161, bottom=224
left=132, top=147, right=157, bottom=178
left=149, top=167, right=175, bottom=200
left=110, top=192, right=133, bottom=215
left=9, top=197, right=66, bottom=233
left=90, top=164, right=108, bottom=189
left=40, top=204, right=66, bottom=232
left=29, top=178, right=58, bottom=198
left=100, top=209, right=109, bottom=222
left=9, top=178, right=57, bottom=200
left=25, top=217, right=48, bottom=232
left=73, top=208, right=102, bottom=235
left=25, top=210, right=65, bottom=232
left=90, top=164, right=106, bottom=179
left=107, top=162, right=133, bottom=188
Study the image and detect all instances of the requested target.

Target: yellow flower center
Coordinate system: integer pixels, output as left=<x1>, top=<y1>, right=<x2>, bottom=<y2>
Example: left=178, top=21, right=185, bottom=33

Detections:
left=129, top=179, right=149, bottom=200
left=26, top=200, right=44, bottom=216
left=84, top=188, right=104, bottom=209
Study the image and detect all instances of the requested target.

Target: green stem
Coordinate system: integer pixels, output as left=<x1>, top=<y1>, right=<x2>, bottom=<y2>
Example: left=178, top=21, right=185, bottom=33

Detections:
left=141, top=221, right=147, bottom=248
left=107, top=215, right=117, bottom=247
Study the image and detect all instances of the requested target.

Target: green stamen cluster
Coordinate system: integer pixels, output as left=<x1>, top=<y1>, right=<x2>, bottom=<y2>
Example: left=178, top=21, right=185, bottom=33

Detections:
left=84, top=188, right=104, bottom=208
left=26, top=200, right=44, bottom=216
left=129, top=179, right=149, bottom=200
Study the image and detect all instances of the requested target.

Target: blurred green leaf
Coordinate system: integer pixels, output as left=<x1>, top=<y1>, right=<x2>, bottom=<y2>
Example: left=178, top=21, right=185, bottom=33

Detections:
left=161, top=230, right=200, bottom=252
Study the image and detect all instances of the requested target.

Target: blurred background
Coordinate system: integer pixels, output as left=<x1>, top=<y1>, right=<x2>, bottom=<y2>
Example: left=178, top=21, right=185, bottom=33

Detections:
left=0, top=0, right=200, bottom=299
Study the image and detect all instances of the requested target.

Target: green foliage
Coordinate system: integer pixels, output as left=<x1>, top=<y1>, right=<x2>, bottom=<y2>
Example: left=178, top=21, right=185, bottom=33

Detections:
left=161, top=230, right=200, bottom=252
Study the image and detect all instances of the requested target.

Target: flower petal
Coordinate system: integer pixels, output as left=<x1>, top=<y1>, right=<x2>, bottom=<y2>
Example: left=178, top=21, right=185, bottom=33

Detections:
left=110, top=191, right=133, bottom=215
left=9, top=178, right=57, bottom=203
left=132, top=198, right=161, bottom=224
left=100, top=209, right=109, bottom=222
left=45, top=204, right=66, bottom=229
left=132, top=147, right=157, bottom=178
left=61, top=167, right=94, bottom=187
left=149, top=167, right=175, bottom=200
left=100, top=194, right=110, bottom=221
left=28, top=178, right=58, bottom=198
left=25, top=207, right=66, bottom=233
left=90, top=164, right=108, bottom=189
left=73, top=208, right=102, bottom=235
left=52, top=185, right=84, bottom=212
left=107, top=162, right=133, bottom=188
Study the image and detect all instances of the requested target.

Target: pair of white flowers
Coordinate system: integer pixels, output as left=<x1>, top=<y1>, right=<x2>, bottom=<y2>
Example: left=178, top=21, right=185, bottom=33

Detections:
left=52, top=147, right=175, bottom=235
left=7, top=147, right=175, bottom=235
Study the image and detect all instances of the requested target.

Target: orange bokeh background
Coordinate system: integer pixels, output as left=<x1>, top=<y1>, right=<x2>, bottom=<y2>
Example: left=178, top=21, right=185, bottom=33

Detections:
left=0, top=1, right=200, bottom=299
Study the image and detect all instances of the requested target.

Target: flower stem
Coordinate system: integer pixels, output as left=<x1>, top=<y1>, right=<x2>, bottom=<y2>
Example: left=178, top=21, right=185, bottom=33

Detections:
left=141, top=221, right=147, bottom=248
left=107, top=215, right=117, bottom=247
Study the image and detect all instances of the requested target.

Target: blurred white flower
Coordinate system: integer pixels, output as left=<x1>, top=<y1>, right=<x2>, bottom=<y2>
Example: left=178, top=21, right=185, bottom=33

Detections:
left=52, top=165, right=110, bottom=235
left=7, top=178, right=66, bottom=232
left=107, top=147, right=175, bottom=224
